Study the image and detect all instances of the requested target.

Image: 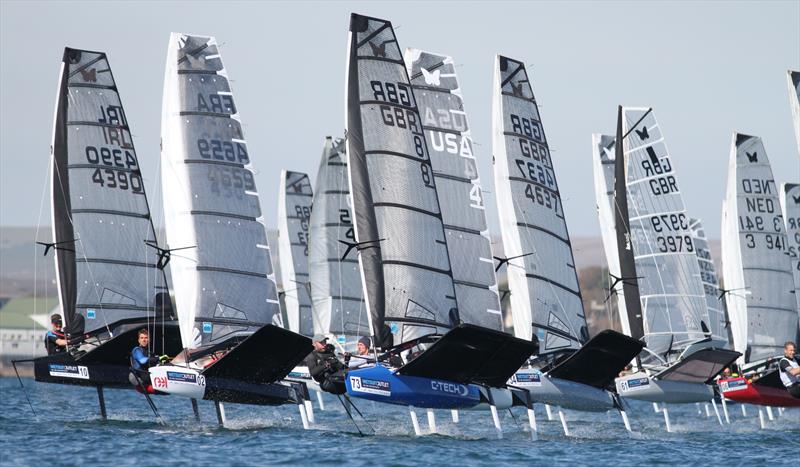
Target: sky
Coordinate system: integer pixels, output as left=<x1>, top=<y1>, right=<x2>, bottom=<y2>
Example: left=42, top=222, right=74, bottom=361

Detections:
left=1, top=0, right=798, bottom=241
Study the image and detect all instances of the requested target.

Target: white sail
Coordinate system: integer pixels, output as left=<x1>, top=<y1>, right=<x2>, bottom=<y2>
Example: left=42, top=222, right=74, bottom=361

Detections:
left=780, top=182, right=800, bottom=313
left=277, top=170, right=314, bottom=337
left=492, top=55, right=586, bottom=352
left=308, top=137, right=368, bottom=345
left=592, top=134, right=631, bottom=336
left=405, top=48, right=502, bottom=331
left=689, top=217, right=728, bottom=345
left=346, top=14, right=457, bottom=345
left=161, top=33, right=281, bottom=349
left=51, top=48, right=168, bottom=338
left=619, top=107, right=708, bottom=362
left=788, top=70, right=800, bottom=157
left=721, top=133, right=796, bottom=363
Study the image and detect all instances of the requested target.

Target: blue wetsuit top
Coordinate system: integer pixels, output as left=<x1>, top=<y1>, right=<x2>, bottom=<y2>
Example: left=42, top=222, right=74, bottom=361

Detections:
left=131, top=346, right=150, bottom=371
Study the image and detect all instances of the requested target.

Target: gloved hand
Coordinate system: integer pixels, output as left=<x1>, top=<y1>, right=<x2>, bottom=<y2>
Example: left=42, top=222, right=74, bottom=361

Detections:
left=158, top=355, right=170, bottom=364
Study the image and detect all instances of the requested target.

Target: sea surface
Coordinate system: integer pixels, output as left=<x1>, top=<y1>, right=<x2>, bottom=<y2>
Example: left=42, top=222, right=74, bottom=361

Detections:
left=1, top=377, right=797, bottom=466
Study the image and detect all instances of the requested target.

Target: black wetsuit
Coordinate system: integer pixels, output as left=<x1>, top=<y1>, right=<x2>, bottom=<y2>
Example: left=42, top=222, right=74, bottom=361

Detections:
left=44, top=329, right=66, bottom=355
left=304, top=346, right=346, bottom=395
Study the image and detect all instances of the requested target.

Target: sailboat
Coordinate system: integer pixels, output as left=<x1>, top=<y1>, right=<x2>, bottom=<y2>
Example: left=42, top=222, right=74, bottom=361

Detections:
left=718, top=133, right=799, bottom=408
left=599, top=107, right=739, bottom=428
left=307, top=136, right=369, bottom=347
left=492, top=56, right=643, bottom=430
left=277, top=170, right=314, bottom=337
left=31, top=47, right=182, bottom=417
left=780, top=183, right=800, bottom=312
left=342, top=14, right=536, bottom=421
left=148, top=33, right=312, bottom=418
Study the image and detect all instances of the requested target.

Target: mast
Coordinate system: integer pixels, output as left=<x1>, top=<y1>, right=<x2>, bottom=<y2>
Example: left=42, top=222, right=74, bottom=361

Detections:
left=277, top=170, right=314, bottom=337
left=51, top=47, right=168, bottom=339
left=613, top=106, right=645, bottom=341
left=788, top=70, right=800, bottom=157
left=307, top=137, right=368, bottom=346
left=161, top=33, right=281, bottom=350
left=492, top=55, right=586, bottom=352
left=345, top=14, right=457, bottom=347
left=406, top=48, right=502, bottom=331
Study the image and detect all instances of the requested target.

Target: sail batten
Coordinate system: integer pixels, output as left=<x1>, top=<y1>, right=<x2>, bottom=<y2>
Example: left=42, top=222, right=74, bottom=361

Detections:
left=161, top=33, right=281, bottom=350
left=492, top=55, right=586, bottom=352
left=780, top=183, right=800, bottom=315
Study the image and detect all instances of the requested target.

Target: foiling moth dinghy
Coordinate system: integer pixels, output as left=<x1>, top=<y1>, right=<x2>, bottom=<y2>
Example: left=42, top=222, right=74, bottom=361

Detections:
left=491, top=55, right=645, bottom=437
left=289, top=136, right=373, bottom=411
left=152, top=33, right=314, bottom=427
left=717, top=134, right=800, bottom=418
left=596, top=107, right=739, bottom=431
left=404, top=47, right=535, bottom=433
left=342, top=14, right=537, bottom=436
left=26, top=47, right=183, bottom=420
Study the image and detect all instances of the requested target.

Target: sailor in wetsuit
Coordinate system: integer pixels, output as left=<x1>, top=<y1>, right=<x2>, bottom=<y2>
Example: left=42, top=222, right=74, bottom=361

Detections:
left=129, top=329, right=167, bottom=392
left=44, top=314, right=67, bottom=355
left=779, top=341, right=800, bottom=398
left=304, top=334, right=347, bottom=394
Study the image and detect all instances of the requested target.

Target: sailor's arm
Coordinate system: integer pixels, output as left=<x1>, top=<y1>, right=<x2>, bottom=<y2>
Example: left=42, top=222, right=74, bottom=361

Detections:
left=132, top=347, right=150, bottom=365
left=779, top=359, right=800, bottom=376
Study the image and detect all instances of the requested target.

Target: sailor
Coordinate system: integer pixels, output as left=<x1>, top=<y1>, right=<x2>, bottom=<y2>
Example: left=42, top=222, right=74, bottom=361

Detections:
left=44, top=314, right=67, bottom=355
left=779, top=341, right=800, bottom=398
left=129, top=329, right=168, bottom=392
left=304, top=334, right=346, bottom=394
left=347, top=336, right=372, bottom=369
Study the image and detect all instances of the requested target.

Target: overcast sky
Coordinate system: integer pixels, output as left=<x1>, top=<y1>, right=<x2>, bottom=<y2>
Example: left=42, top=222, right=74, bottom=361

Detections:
left=1, top=0, right=798, bottom=242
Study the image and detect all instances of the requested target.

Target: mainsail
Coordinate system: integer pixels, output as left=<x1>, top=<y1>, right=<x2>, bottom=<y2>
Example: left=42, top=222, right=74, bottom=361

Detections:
left=277, top=170, right=314, bottom=337
left=161, top=33, right=281, bottom=349
left=788, top=70, right=800, bottom=157
left=780, top=183, right=800, bottom=313
left=591, top=134, right=630, bottom=336
left=405, top=48, right=502, bottom=331
left=307, top=137, right=368, bottom=344
left=51, top=47, right=168, bottom=338
left=720, top=133, right=796, bottom=362
left=615, top=107, right=708, bottom=363
left=346, top=14, right=457, bottom=346
left=688, top=217, right=728, bottom=345
left=492, top=55, right=586, bottom=353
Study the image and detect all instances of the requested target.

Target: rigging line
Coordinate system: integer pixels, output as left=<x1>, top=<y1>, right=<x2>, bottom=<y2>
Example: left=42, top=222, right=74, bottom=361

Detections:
left=337, top=394, right=365, bottom=436
left=620, top=108, right=654, bottom=141
left=12, top=360, right=37, bottom=416
left=34, top=155, right=50, bottom=334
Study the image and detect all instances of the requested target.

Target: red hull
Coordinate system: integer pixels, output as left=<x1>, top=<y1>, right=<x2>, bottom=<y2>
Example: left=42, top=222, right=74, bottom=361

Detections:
left=719, top=377, right=800, bottom=407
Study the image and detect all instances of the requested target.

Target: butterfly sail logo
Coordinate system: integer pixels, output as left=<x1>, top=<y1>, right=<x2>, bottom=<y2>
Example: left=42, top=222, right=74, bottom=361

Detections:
left=421, top=67, right=440, bottom=86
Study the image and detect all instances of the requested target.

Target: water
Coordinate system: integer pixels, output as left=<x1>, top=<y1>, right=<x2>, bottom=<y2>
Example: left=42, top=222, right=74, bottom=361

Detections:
left=1, top=377, right=797, bottom=466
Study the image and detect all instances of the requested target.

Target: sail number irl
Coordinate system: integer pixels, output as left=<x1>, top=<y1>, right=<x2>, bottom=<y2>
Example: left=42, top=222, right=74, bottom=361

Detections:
left=86, top=105, right=142, bottom=192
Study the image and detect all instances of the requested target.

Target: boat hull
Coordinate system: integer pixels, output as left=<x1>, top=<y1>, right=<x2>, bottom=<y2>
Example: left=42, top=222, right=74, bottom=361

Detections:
left=615, top=372, right=713, bottom=403
left=33, top=354, right=132, bottom=388
left=718, top=377, right=800, bottom=407
left=286, top=365, right=322, bottom=393
left=345, top=365, right=481, bottom=409
left=510, top=369, right=615, bottom=411
left=150, top=365, right=300, bottom=406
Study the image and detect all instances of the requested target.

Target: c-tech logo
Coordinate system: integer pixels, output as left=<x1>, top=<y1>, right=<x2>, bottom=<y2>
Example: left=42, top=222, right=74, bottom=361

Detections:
left=430, top=380, right=470, bottom=396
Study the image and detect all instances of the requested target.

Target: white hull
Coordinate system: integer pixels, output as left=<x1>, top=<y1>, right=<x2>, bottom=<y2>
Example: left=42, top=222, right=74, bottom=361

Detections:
left=149, top=365, right=206, bottom=399
left=616, top=372, right=713, bottom=403
left=511, top=369, right=614, bottom=412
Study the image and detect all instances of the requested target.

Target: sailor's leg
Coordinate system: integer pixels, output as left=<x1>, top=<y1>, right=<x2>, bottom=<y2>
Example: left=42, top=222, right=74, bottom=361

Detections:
left=96, top=386, right=107, bottom=420
left=758, top=408, right=766, bottom=429
left=191, top=398, right=200, bottom=421
left=450, top=409, right=459, bottom=424
left=426, top=409, right=437, bottom=434
left=662, top=406, right=672, bottom=433
left=544, top=403, right=554, bottom=420
left=409, top=408, right=422, bottom=436
left=215, top=401, right=226, bottom=427
left=316, top=390, right=325, bottom=411
left=721, top=395, right=730, bottom=424
left=765, top=406, right=774, bottom=421
left=711, top=399, right=723, bottom=426
left=558, top=409, right=570, bottom=436
left=305, top=399, right=315, bottom=425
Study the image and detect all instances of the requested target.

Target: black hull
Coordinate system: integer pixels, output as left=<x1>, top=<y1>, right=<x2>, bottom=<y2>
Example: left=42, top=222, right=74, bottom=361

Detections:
left=203, top=378, right=303, bottom=406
